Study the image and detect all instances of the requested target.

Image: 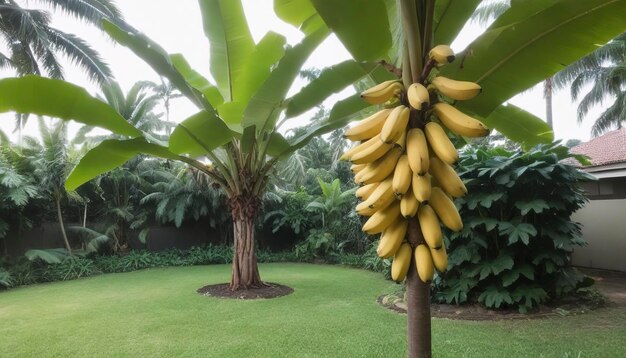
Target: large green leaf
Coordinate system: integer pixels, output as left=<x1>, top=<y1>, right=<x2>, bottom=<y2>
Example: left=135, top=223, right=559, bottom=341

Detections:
left=266, top=132, right=291, bottom=157
left=199, top=0, right=255, bottom=102
left=170, top=54, right=224, bottom=107
left=274, top=0, right=316, bottom=29
left=441, top=0, right=626, bottom=117
left=311, top=0, right=391, bottom=61
left=433, top=0, right=481, bottom=45
left=242, top=27, right=329, bottom=131
left=102, top=20, right=211, bottom=111
left=277, top=94, right=371, bottom=157
left=169, top=110, right=234, bottom=157
left=481, top=104, right=554, bottom=149
left=285, top=60, right=378, bottom=118
left=235, top=32, right=287, bottom=104
left=0, top=76, right=140, bottom=138
left=66, top=138, right=178, bottom=191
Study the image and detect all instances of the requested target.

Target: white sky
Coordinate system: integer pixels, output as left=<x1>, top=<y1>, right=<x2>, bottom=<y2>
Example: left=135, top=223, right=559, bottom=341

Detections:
left=0, top=0, right=608, bottom=142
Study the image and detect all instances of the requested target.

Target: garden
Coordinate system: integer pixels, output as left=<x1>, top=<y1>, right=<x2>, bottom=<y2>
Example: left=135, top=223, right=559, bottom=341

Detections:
left=1, top=0, right=625, bottom=357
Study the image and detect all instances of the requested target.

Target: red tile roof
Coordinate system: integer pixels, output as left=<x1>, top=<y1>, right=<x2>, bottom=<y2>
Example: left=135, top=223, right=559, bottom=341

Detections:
left=570, top=128, right=626, bottom=168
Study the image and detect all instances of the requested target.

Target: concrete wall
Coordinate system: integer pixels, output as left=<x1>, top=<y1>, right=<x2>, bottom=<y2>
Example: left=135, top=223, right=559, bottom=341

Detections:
left=572, top=199, right=626, bottom=272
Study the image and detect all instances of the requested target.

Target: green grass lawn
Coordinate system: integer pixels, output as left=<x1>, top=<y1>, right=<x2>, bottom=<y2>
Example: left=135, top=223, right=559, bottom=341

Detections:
left=0, top=263, right=624, bottom=357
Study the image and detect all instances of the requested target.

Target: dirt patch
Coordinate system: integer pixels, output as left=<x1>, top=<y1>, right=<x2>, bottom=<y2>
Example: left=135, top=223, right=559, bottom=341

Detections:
left=579, top=268, right=626, bottom=307
left=197, top=282, right=293, bottom=300
left=378, top=287, right=608, bottom=321
left=378, top=295, right=562, bottom=320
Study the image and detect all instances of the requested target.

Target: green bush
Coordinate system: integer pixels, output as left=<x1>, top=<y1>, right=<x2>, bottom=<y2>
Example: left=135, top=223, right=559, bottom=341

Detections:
left=44, top=257, right=99, bottom=282
left=0, top=268, right=12, bottom=289
left=433, top=144, right=593, bottom=312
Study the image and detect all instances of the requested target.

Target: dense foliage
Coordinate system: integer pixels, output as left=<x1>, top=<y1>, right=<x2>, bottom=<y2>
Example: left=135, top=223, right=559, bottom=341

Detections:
left=0, top=242, right=390, bottom=289
left=433, top=144, right=593, bottom=312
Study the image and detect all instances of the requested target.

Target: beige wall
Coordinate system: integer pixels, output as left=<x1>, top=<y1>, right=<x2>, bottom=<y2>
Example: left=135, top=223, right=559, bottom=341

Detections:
left=572, top=199, right=626, bottom=272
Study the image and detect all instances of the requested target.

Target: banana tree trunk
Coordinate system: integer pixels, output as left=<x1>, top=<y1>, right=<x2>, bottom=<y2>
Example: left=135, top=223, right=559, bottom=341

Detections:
left=406, top=203, right=432, bottom=358
left=55, top=196, right=72, bottom=255
left=229, top=195, right=262, bottom=290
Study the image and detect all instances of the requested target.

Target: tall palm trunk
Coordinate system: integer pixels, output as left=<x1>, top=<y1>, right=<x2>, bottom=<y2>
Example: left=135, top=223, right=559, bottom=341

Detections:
left=229, top=194, right=262, bottom=290
left=544, top=77, right=554, bottom=129
left=55, top=194, right=72, bottom=255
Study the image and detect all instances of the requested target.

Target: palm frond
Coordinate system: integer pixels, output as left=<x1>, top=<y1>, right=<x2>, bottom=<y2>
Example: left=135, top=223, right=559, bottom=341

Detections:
left=576, top=68, right=616, bottom=122
left=470, top=0, right=510, bottom=26
left=0, top=50, right=15, bottom=70
left=37, top=0, right=122, bottom=25
left=591, top=93, right=626, bottom=136
left=44, top=27, right=112, bottom=84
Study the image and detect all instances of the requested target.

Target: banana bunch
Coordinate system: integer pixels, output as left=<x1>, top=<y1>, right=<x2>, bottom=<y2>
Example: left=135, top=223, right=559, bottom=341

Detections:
left=342, top=44, right=489, bottom=284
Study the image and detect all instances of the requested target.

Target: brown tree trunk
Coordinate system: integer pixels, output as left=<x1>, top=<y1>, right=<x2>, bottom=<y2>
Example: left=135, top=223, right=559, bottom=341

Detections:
left=406, top=218, right=432, bottom=358
left=229, top=195, right=262, bottom=291
left=55, top=196, right=72, bottom=255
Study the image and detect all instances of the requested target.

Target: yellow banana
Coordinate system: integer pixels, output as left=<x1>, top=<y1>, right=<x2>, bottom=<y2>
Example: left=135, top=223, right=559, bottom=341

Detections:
left=355, top=183, right=377, bottom=201
left=359, top=147, right=402, bottom=185
left=361, top=80, right=403, bottom=105
left=431, top=76, right=481, bottom=101
left=356, top=200, right=376, bottom=216
left=407, top=83, right=430, bottom=110
left=429, top=187, right=463, bottom=232
left=431, top=245, right=448, bottom=272
left=362, top=201, right=401, bottom=235
left=428, top=45, right=455, bottom=66
left=391, top=243, right=412, bottom=282
left=417, top=204, right=443, bottom=249
left=377, top=219, right=408, bottom=258
left=400, top=191, right=419, bottom=218
left=392, top=155, right=412, bottom=197
left=380, top=106, right=410, bottom=144
left=340, top=143, right=364, bottom=161
left=433, top=103, right=489, bottom=138
left=395, top=128, right=407, bottom=150
left=365, top=177, right=395, bottom=211
left=415, top=244, right=435, bottom=283
left=344, top=108, right=392, bottom=141
left=411, top=173, right=432, bottom=202
left=341, top=135, right=380, bottom=161
left=424, top=122, right=458, bottom=165
left=406, top=128, right=429, bottom=175
left=350, top=136, right=392, bottom=165
left=429, top=156, right=467, bottom=198
left=354, top=169, right=366, bottom=184
left=350, top=164, right=367, bottom=174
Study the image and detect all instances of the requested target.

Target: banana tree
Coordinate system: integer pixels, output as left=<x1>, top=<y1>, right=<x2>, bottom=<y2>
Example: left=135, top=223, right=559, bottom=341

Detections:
left=272, top=0, right=626, bottom=356
left=0, top=0, right=388, bottom=290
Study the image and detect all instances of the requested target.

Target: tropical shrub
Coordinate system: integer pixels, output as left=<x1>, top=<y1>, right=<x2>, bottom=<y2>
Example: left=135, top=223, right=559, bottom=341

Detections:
left=433, top=144, right=593, bottom=312
left=43, top=257, right=99, bottom=282
left=0, top=268, right=12, bottom=289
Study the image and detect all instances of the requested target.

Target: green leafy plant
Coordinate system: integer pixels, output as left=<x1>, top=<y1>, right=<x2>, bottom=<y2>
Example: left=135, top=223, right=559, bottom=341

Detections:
left=43, top=257, right=99, bottom=282
left=263, top=188, right=316, bottom=235
left=0, top=268, right=12, bottom=289
left=433, top=143, right=594, bottom=312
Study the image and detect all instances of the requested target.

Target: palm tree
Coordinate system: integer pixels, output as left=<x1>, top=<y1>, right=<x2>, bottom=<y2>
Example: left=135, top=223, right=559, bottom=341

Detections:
left=74, top=81, right=175, bottom=144
left=552, top=32, right=626, bottom=136
left=1, top=0, right=121, bottom=141
left=0, top=0, right=120, bottom=83
left=23, top=118, right=75, bottom=254
left=147, top=78, right=183, bottom=134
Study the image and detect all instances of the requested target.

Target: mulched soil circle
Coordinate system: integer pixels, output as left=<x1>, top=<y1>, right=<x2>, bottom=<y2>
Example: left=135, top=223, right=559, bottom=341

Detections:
left=197, top=282, right=293, bottom=300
